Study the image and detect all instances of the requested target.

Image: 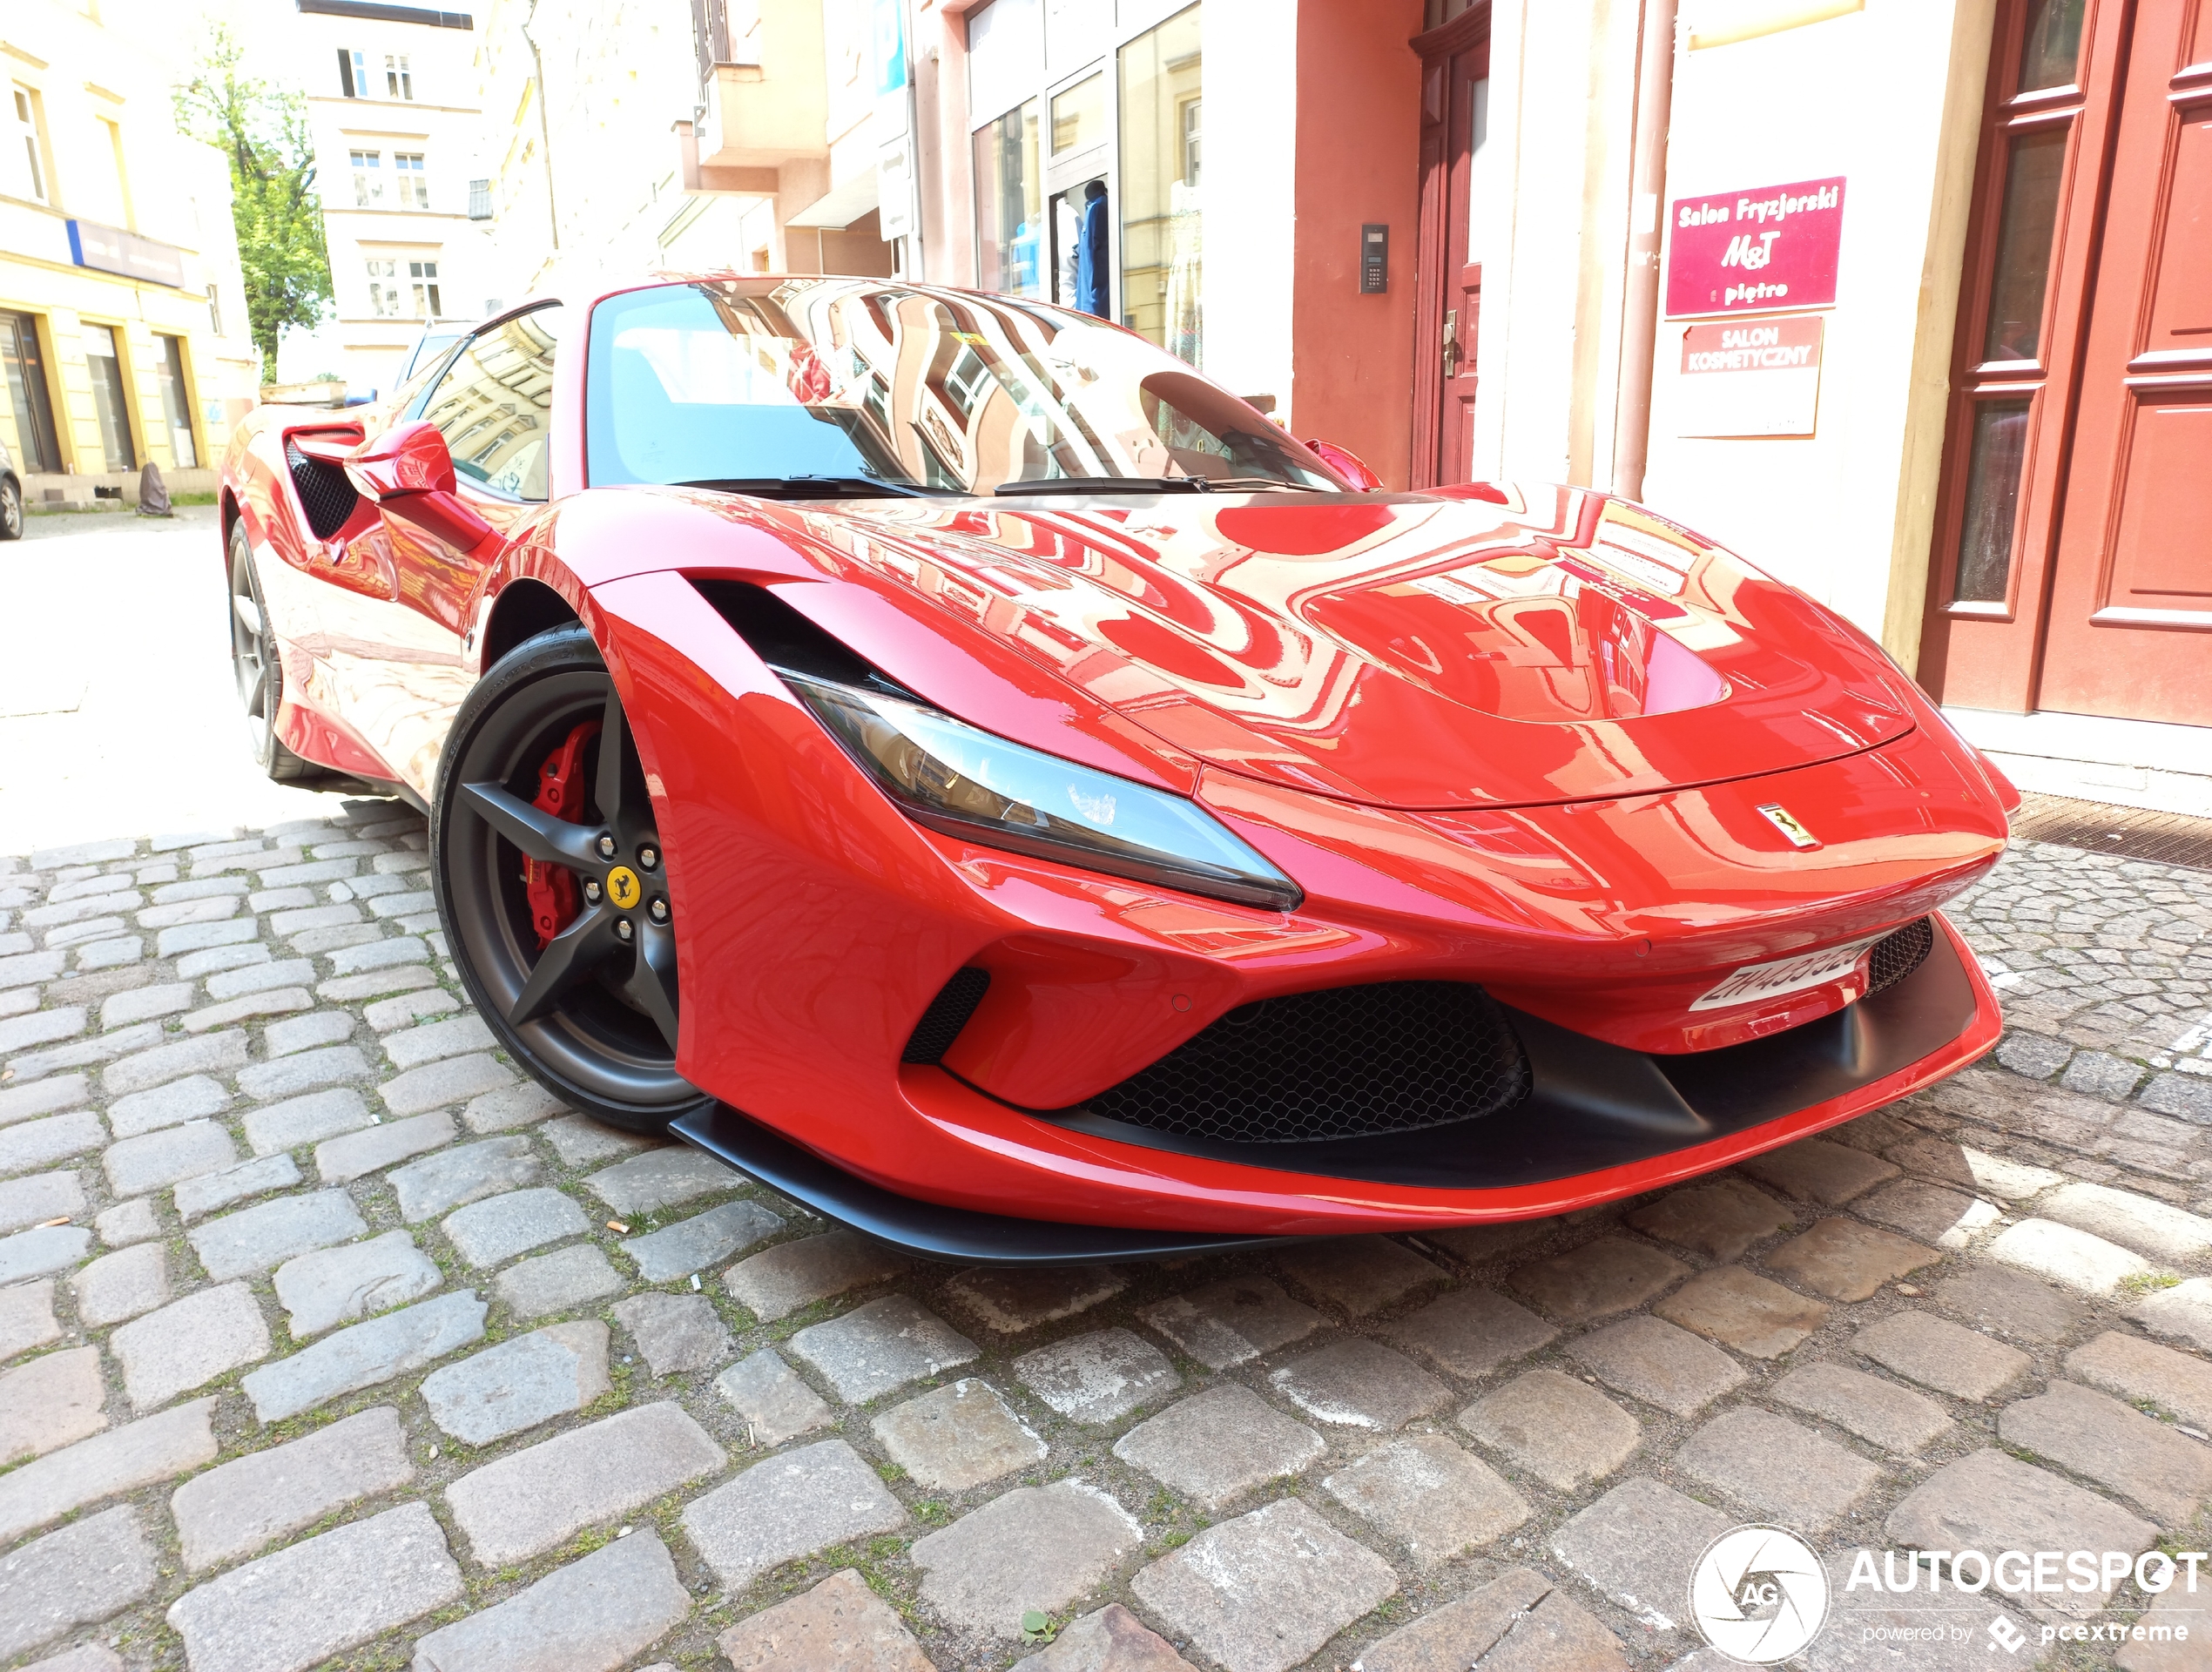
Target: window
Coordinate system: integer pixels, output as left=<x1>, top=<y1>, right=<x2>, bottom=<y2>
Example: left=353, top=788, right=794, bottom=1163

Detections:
left=393, top=152, right=428, bottom=210
left=1050, top=73, right=1102, bottom=155
left=366, top=258, right=402, bottom=317
left=387, top=54, right=413, bottom=99
left=82, top=323, right=137, bottom=473
left=973, top=100, right=1042, bottom=298
left=337, top=48, right=366, bottom=97
left=351, top=150, right=382, bottom=207
left=206, top=283, right=222, bottom=336
left=12, top=85, right=47, bottom=204
left=1119, top=5, right=1203, bottom=364
left=154, top=335, right=198, bottom=469
left=420, top=307, right=562, bottom=500
left=1, top=311, right=63, bottom=472
left=410, top=260, right=442, bottom=318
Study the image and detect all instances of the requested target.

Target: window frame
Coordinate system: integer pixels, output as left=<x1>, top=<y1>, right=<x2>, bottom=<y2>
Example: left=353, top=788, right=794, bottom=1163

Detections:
left=410, top=303, right=563, bottom=503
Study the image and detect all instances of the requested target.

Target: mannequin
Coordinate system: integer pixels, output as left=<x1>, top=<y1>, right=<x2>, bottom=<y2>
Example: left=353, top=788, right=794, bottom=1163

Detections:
left=1076, top=180, right=1109, bottom=319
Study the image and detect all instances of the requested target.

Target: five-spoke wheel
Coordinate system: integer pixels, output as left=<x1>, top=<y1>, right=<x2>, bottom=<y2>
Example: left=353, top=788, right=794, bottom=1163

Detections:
left=228, top=520, right=320, bottom=782
left=433, top=625, right=708, bottom=1131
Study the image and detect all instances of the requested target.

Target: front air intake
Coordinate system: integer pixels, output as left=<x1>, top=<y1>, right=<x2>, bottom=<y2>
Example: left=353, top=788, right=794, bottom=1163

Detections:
left=902, top=968, right=991, bottom=1064
left=1075, top=981, right=1531, bottom=1143
left=1867, top=916, right=1935, bottom=996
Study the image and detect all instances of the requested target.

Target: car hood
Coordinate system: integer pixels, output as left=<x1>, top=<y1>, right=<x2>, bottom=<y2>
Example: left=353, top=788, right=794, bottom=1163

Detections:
left=792, top=482, right=1918, bottom=810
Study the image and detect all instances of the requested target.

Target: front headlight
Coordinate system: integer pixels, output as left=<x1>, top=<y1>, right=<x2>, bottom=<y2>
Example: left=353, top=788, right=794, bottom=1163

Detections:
left=781, top=671, right=1304, bottom=912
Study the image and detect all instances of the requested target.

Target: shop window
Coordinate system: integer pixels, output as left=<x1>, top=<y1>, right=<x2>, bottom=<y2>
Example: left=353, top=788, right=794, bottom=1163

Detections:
left=13, top=85, right=48, bottom=203
left=974, top=99, right=1042, bottom=298
left=395, top=152, right=428, bottom=210
left=968, top=0, right=1042, bottom=123
left=1, top=311, right=63, bottom=473
left=1118, top=4, right=1202, bottom=366
left=154, top=335, right=198, bottom=470
left=1981, top=127, right=2066, bottom=363
left=411, top=260, right=442, bottom=318
left=83, top=323, right=137, bottom=474
left=2016, top=0, right=2086, bottom=92
left=1050, top=73, right=1102, bottom=155
left=352, top=150, right=383, bottom=207
left=387, top=54, right=414, bottom=100
left=367, top=258, right=402, bottom=317
left=1952, top=399, right=2032, bottom=604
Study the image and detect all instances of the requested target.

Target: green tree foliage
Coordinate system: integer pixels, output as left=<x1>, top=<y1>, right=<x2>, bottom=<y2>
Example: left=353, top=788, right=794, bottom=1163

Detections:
left=175, top=27, right=333, bottom=371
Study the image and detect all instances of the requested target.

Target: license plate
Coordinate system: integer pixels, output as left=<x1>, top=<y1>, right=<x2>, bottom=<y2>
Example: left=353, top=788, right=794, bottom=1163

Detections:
left=1689, top=934, right=1885, bottom=1012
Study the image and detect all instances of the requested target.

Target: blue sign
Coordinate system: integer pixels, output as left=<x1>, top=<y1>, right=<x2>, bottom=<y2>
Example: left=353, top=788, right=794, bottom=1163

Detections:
left=873, top=0, right=907, bottom=98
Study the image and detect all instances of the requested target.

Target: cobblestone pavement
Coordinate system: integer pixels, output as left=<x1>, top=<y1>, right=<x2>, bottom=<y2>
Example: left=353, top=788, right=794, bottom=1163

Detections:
left=3, top=809, right=2212, bottom=1672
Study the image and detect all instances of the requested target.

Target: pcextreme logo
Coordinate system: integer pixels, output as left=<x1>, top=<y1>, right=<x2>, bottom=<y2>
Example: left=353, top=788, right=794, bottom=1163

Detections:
left=1690, top=1526, right=1830, bottom=1662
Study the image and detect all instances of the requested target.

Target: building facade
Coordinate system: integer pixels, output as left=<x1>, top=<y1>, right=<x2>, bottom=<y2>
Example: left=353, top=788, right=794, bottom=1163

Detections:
left=0, top=0, right=258, bottom=503
left=283, top=0, right=489, bottom=394
left=887, top=0, right=2207, bottom=810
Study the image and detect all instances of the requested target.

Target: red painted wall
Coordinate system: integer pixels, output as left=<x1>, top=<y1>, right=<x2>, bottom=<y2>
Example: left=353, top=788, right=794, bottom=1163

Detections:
left=1291, top=0, right=1426, bottom=490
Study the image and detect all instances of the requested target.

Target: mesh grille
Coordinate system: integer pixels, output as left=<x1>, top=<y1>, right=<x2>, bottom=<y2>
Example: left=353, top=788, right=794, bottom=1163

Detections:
left=902, top=968, right=990, bottom=1064
left=1868, top=917, right=1934, bottom=995
left=1081, top=981, right=1530, bottom=1143
left=287, top=441, right=359, bottom=540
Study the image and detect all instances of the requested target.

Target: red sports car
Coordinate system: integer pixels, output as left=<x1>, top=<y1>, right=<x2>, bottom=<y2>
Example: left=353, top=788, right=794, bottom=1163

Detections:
left=218, top=276, right=2013, bottom=1262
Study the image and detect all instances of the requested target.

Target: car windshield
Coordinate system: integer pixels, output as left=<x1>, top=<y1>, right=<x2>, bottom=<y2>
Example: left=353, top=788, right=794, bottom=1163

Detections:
left=583, top=278, right=1346, bottom=496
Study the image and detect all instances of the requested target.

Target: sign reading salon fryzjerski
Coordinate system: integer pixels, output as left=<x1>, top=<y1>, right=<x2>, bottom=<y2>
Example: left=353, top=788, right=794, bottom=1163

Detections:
left=1666, top=177, right=1845, bottom=319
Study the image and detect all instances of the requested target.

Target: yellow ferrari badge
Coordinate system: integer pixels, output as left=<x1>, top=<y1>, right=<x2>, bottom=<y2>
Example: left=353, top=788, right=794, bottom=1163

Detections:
left=606, top=866, right=643, bottom=909
left=1757, top=805, right=1818, bottom=849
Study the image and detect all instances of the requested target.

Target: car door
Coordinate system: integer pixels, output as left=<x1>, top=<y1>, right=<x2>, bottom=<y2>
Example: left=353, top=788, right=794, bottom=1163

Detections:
left=325, top=305, right=564, bottom=796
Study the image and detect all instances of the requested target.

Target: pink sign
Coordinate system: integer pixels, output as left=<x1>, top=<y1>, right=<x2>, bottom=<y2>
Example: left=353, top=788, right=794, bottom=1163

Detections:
left=1665, top=177, right=1846, bottom=319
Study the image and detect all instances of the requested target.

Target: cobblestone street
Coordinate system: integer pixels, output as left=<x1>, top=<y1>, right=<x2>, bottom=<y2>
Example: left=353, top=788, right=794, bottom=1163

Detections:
left=7, top=512, right=2212, bottom=1672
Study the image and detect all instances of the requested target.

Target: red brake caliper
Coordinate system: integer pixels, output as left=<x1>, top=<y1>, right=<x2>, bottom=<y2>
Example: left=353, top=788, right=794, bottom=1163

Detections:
left=523, top=719, right=603, bottom=947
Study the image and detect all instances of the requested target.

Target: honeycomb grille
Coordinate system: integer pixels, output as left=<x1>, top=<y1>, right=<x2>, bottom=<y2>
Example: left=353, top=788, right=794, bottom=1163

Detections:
left=1081, top=981, right=1531, bottom=1143
left=902, top=968, right=990, bottom=1064
left=1868, top=917, right=1934, bottom=995
left=286, top=441, right=359, bottom=540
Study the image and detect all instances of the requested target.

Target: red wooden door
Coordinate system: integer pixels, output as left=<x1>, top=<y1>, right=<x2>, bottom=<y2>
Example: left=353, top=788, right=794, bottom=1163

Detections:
left=1413, top=6, right=1490, bottom=488
left=2034, top=0, right=2212, bottom=723
left=1917, top=0, right=2125, bottom=709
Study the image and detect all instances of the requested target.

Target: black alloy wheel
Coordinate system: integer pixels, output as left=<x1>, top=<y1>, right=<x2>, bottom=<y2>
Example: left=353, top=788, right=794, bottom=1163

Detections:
left=433, top=624, right=709, bottom=1133
left=228, top=520, right=320, bottom=781
left=0, top=476, right=22, bottom=541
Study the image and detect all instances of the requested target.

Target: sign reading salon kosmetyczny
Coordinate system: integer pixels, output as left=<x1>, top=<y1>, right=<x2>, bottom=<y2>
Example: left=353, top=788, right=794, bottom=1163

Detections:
left=1666, top=177, right=1845, bottom=318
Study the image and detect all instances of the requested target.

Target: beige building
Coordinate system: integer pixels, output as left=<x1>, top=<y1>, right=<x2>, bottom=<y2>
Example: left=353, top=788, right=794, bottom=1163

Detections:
left=0, top=0, right=258, bottom=503
left=283, top=0, right=489, bottom=394
left=467, top=0, right=897, bottom=309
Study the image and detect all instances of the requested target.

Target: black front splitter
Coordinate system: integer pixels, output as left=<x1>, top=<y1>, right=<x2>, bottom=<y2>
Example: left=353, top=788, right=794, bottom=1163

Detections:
left=668, top=1103, right=1298, bottom=1267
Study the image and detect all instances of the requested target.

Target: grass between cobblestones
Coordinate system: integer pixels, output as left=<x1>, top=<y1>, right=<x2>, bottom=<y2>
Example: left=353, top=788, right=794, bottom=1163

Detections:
left=3, top=815, right=2212, bottom=1671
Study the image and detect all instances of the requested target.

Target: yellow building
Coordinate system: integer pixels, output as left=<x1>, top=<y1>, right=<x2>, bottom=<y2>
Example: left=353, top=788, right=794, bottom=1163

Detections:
left=1, top=0, right=258, bottom=506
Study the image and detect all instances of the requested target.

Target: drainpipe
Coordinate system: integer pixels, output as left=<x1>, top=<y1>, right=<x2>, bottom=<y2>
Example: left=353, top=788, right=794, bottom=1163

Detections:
left=523, top=0, right=560, bottom=250
left=1610, top=0, right=1676, bottom=502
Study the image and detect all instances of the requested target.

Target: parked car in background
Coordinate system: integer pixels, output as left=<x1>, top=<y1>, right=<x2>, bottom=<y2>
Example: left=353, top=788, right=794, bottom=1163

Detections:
left=0, top=437, right=22, bottom=540
left=214, top=275, right=2018, bottom=1263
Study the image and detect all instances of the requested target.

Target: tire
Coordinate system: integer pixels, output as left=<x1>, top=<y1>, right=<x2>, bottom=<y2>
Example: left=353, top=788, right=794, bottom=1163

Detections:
left=228, top=520, right=322, bottom=781
left=0, top=476, right=22, bottom=540
left=432, top=624, right=710, bottom=1134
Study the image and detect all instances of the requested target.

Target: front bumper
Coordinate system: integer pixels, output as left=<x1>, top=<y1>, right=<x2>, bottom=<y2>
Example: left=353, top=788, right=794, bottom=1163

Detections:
left=677, top=913, right=1998, bottom=1244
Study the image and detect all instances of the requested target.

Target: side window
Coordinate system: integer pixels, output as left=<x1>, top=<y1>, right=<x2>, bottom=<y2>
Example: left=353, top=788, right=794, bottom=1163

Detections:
left=420, top=305, right=563, bottom=501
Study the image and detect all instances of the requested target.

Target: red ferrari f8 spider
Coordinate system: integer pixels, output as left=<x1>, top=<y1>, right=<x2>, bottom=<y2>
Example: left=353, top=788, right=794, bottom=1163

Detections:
left=217, top=276, right=2013, bottom=1262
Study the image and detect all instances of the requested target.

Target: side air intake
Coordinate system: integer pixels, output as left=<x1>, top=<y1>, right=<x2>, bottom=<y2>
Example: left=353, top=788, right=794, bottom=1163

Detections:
left=1075, top=981, right=1531, bottom=1143
left=902, top=968, right=991, bottom=1064
left=286, top=439, right=360, bottom=540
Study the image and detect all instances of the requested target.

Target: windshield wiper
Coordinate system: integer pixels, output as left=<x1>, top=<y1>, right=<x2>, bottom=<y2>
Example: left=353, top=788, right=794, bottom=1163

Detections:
left=676, top=475, right=939, bottom=500
left=993, top=475, right=1325, bottom=496
left=995, top=476, right=1211, bottom=496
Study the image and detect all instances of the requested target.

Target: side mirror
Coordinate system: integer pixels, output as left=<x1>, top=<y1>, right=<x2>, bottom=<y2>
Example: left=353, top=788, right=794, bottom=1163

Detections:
left=1303, top=438, right=1383, bottom=492
left=345, top=421, right=494, bottom=548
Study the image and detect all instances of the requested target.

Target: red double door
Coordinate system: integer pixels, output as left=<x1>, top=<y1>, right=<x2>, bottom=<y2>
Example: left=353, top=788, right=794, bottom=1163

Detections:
left=1919, top=0, right=2212, bottom=725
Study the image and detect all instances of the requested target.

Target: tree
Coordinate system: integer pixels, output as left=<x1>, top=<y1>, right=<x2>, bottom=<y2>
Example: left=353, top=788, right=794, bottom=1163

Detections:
left=175, top=28, right=333, bottom=373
